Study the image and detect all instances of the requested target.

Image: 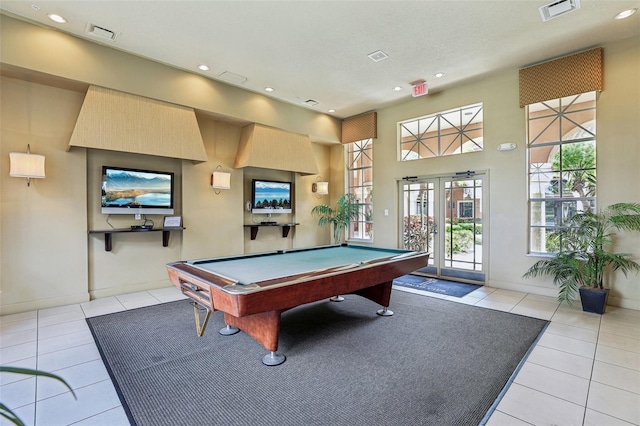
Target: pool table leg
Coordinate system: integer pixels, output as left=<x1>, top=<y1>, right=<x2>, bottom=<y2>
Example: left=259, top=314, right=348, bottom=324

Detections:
left=354, top=281, right=394, bottom=316
left=193, top=302, right=212, bottom=337
left=219, top=324, right=240, bottom=336
left=262, top=351, right=286, bottom=366
left=376, top=306, right=394, bottom=316
left=223, top=310, right=286, bottom=366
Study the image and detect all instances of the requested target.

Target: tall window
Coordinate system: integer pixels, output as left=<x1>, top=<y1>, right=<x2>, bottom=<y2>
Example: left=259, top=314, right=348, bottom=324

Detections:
left=399, top=103, right=483, bottom=160
left=347, top=138, right=373, bottom=241
left=528, top=92, right=596, bottom=254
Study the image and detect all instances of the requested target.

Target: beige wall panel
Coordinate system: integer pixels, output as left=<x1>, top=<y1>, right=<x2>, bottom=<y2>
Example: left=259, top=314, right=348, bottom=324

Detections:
left=1, top=77, right=88, bottom=314
left=326, top=144, right=346, bottom=243
left=295, top=143, right=332, bottom=248
left=181, top=116, right=245, bottom=260
left=87, top=150, right=182, bottom=298
left=596, top=36, right=640, bottom=309
left=0, top=15, right=341, bottom=145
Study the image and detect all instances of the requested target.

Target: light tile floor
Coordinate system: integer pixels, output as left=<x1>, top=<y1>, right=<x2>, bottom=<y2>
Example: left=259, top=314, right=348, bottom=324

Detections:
left=1, top=285, right=639, bottom=425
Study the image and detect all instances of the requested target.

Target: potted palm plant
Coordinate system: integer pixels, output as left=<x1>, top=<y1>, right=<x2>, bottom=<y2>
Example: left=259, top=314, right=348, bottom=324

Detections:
left=311, top=193, right=360, bottom=244
left=523, top=203, right=640, bottom=313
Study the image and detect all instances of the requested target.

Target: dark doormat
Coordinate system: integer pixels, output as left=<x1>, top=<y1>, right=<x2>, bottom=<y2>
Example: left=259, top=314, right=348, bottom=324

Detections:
left=394, top=274, right=482, bottom=297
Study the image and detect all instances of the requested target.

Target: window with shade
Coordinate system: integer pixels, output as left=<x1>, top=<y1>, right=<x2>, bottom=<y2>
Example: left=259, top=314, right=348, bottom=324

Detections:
left=346, top=138, right=373, bottom=241
left=528, top=92, right=597, bottom=254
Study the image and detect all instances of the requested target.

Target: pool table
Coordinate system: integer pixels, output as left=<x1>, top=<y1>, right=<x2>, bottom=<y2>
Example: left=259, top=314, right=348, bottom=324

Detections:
left=166, top=244, right=429, bottom=365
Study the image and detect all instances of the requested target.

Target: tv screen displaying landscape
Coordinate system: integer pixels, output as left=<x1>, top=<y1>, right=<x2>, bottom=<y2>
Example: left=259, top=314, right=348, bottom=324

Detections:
left=101, top=166, right=174, bottom=214
left=252, top=180, right=292, bottom=214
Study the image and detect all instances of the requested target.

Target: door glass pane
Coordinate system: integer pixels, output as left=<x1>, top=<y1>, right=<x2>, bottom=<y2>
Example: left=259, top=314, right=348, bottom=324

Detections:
left=401, top=182, right=434, bottom=265
left=444, top=179, right=482, bottom=272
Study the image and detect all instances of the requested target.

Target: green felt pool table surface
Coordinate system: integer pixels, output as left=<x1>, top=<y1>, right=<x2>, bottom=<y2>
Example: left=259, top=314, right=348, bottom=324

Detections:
left=187, top=245, right=409, bottom=285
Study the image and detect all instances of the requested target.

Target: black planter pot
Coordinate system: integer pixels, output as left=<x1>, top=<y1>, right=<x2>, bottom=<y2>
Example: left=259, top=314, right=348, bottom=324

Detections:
left=579, top=287, right=610, bottom=314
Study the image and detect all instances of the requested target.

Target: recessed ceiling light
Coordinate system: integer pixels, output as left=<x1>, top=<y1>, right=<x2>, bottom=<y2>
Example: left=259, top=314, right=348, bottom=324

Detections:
left=47, top=13, right=66, bottom=23
left=264, top=87, right=274, bottom=92
left=328, top=109, right=336, bottom=113
left=614, top=8, right=637, bottom=19
left=197, top=64, right=210, bottom=71
left=393, top=86, right=403, bottom=91
left=434, top=72, right=445, bottom=78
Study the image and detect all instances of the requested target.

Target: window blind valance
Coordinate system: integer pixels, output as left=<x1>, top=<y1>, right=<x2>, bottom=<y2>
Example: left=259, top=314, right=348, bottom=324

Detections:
left=341, top=111, right=377, bottom=144
left=519, top=48, right=603, bottom=108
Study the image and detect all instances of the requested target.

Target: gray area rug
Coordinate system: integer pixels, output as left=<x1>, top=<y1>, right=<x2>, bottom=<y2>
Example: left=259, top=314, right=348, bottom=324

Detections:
left=87, top=290, right=548, bottom=426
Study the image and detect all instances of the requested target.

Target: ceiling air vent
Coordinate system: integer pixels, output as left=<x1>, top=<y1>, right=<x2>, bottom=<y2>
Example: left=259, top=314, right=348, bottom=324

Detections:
left=85, top=23, right=118, bottom=42
left=539, top=0, right=581, bottom=22
left=367, top=50, right=388, bottom=62
left=217, top=71, right=248, bottom=85
left=302, top=99, right=319, bottom=107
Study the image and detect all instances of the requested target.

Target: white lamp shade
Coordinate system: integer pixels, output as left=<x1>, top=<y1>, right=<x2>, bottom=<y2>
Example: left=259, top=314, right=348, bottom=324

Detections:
left=211, top=171, right=231, bottom=189
left=315, top=181, right=329, bottom=195
left=9, top=152, right=46, bottom=178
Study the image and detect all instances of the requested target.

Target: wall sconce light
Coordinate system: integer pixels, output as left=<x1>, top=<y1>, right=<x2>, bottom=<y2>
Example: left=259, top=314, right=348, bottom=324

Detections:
left=9, top=144, right=46, bottom=186
left=311, top=176, right=329, bottom=198
left=211, top=165, right=231, bottom=195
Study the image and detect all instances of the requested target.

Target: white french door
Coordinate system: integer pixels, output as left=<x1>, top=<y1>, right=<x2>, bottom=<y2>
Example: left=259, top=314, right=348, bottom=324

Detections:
left=400, top=173, right=486, bottom=284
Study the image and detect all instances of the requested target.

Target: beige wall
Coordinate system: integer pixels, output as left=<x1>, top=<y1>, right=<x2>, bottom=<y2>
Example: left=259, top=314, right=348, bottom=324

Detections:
left=371, top=36, right=640, bottom=310
left=1, top=78, right=89, bottom=312
left=182, top=116, right=245, bottom=261
left=1, top=12, right=638, bottom=312
left=0, top=15, right=335, bottom=315
left=0, top=75, right=334, bottom=314
left=596, top=37, right=640, bottom=309
left=86, top=150, right=183, bottom=299
left=0, top=15, right=341, bottom=144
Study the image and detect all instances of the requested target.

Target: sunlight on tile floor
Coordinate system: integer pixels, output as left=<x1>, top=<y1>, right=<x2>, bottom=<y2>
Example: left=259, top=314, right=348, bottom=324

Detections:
left=1, top=285, right=639, bottom=425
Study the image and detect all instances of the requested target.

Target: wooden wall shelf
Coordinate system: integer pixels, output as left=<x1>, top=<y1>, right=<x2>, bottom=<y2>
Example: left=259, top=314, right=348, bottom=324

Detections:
left=88, top=227, right=185, bottom=251
left=243, top=223, right=299, bottom=240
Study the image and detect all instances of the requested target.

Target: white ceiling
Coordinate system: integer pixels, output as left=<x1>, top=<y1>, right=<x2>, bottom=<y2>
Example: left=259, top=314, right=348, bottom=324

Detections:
left=1, top=0, right=639, bottom=119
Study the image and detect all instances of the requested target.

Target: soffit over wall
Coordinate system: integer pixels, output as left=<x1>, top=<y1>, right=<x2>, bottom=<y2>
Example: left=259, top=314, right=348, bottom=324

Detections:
left=234, top=124, right=319, bottom=175
left=68, top=85, right=208, bottom=162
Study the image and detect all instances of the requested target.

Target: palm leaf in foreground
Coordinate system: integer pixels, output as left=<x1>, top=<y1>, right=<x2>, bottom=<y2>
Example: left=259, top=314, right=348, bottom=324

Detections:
left=0, top=366, right=76, bottom=426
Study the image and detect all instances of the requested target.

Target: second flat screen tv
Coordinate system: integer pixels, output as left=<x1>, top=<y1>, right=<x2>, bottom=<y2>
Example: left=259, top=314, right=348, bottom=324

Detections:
left=252, top=179, right=292, bottom=214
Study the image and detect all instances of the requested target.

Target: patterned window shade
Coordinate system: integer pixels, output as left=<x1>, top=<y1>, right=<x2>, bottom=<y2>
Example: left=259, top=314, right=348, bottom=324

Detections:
left=341, top=111, right=377, bottom=144
left=519, top=48, right=603, bottom=108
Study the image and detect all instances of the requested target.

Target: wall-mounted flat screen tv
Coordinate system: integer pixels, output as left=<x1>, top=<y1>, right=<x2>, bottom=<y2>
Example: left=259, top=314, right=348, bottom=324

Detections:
left=251, top=179, right=292, bottom=214
left=101, top=166, right=175, bottom=215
